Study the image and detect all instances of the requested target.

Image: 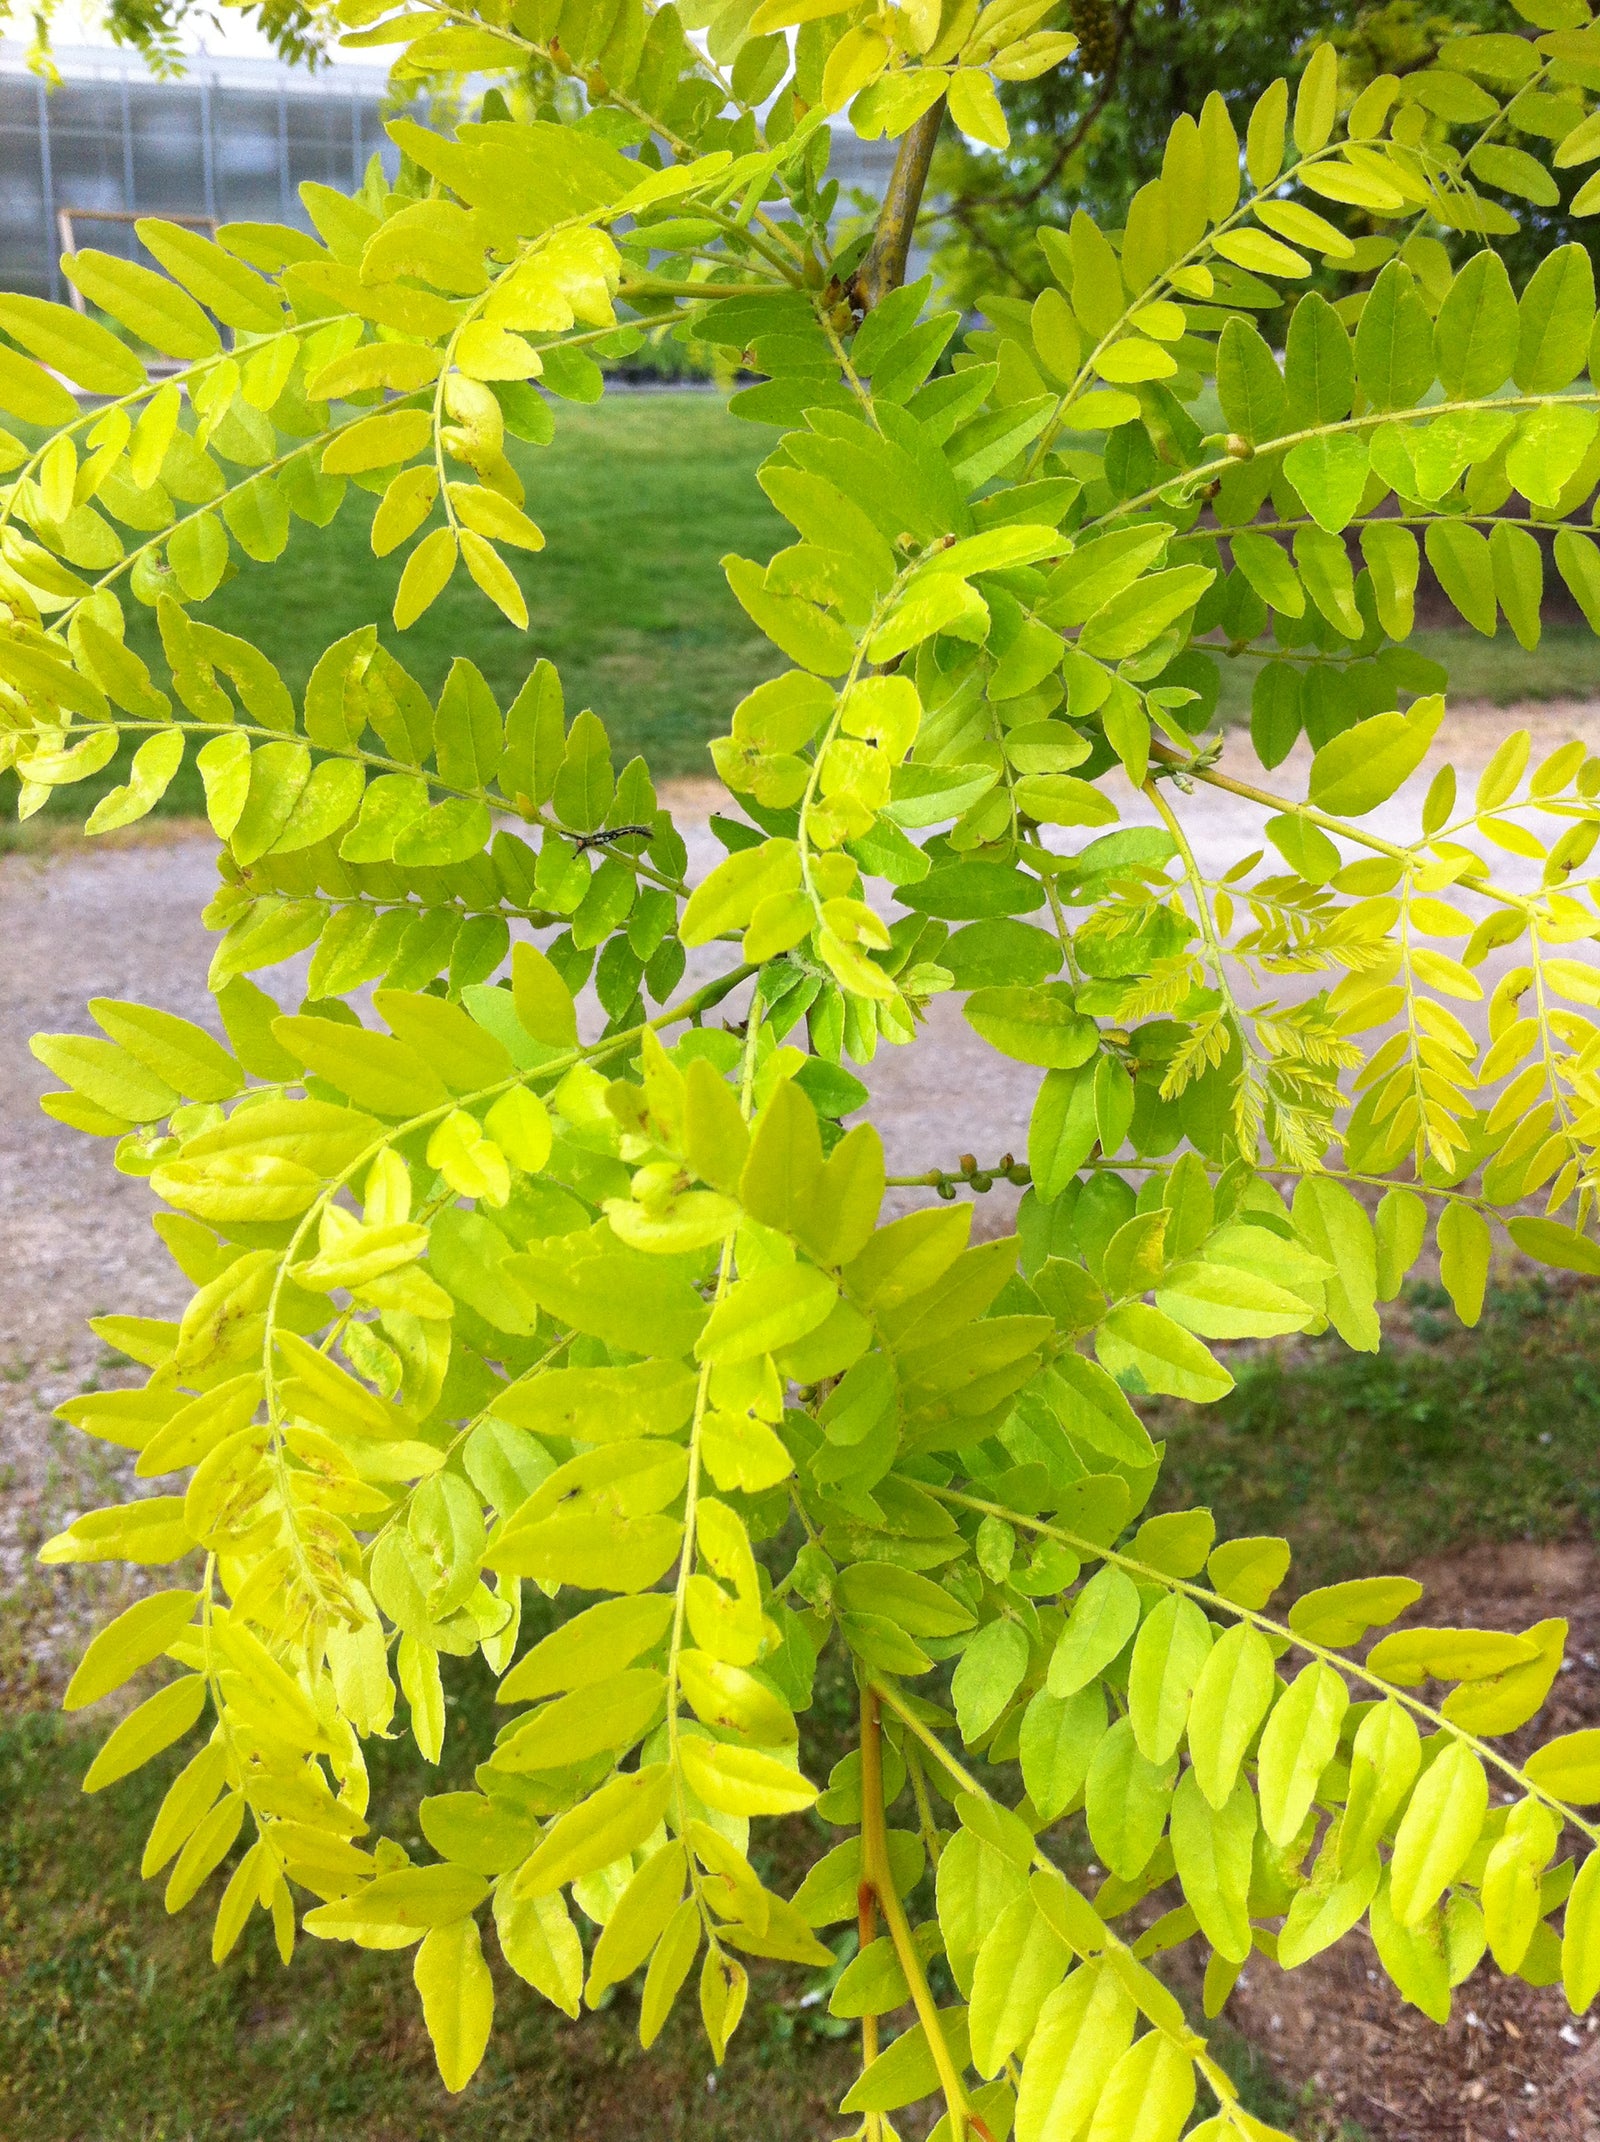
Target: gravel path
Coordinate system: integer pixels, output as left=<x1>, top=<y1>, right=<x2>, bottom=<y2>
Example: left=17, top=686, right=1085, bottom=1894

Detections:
left=4, top=697, right=1598, bottom=1695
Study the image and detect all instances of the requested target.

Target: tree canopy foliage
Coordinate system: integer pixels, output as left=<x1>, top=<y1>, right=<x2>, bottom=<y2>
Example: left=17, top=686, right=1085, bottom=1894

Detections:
left=12, top=0, right=1600, bottom=2133
left=8, top=0, right=329, bottom=74
left=930, top=0, right=1600, bottom=303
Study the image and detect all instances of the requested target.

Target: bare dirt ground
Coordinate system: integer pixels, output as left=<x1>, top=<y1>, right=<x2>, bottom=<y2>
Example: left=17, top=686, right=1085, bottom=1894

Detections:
left=4, top=703, right=1600, bottom=2136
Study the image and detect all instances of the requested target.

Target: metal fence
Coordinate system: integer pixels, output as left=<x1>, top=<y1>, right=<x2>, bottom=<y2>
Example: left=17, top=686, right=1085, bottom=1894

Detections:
left=0, top=46, right=418, bottom=302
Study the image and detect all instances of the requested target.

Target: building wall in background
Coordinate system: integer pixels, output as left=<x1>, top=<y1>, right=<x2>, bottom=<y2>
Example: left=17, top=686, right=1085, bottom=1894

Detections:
left=0, top=49, right=903, bottom=305
left=0, top=48, right=416, bottom=300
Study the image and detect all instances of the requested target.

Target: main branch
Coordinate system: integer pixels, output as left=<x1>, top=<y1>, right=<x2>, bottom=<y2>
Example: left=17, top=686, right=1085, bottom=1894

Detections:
left=848, top=98, right=947, bottom=316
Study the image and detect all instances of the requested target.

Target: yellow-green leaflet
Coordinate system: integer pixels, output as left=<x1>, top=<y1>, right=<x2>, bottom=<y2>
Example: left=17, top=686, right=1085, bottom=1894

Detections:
left=967, top=1891, right=1073, bottom=2076
left=1169, top=1771, right=1256, bottom=1963
left=841, top=2009, right=973, bottom=2113
left=1015, top=1963, right=1137, bottom=2142
left=82, top=1675, right=208, bottom=1790
left=638, top=1897, right=701, bottom=2048
left=63, top=1590, right=199, bottom=1710
left=1049, top=1566, right=1142, bottom=1696
left=496, top=1668, right=665, bottom=1768
left=304, top=1865, right=491, bottom=1945
left=1340, top=1699, right=1423, bottom=1871
left=1388, top=1742, right=1489, bottom=1927
left=1085, top=2029, right=1197, bottom=2142
left=414, top=1919, right=495, bottom=2092
left=1257, top=1664, right=1348, bottom=1846
left=1186, top=1622, right=1276, bottom=1808
left=494, top=1885, right=584, bottom=2018
left=1481, top=1800, right=1558, bottom=1974
left=586, top=1842, right=688, bottom=2000
left=496, top=1594, right=674, bottom=1703
left=677, top=1737, right=817, bottom=1816
left=510, top=1767, right=672, bottom=1898
left=1126, top=1593, right=1213, bottom=1764
left=1563, top=1851, right=1600, bottom=2014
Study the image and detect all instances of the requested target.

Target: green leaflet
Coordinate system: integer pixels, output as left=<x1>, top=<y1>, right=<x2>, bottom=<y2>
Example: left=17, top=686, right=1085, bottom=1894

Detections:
left=1435, top=248, right=1519, bottom=399
left=1515, top=243, right=1595, bottom=392
left=1126, top=1593, right=1212, bottom=1764
left=1354, top=261, right=1435, bottom=411
left=1216, top=319, right=1287, bottom=444
left=1170, top=1771, right=1256, bottom=1963
left=585, top=1842, right=687, bottom=2000
left=1426, top=520, right=1498, bottom=636
left=1369, top=1876, right=1451, bottom=2025
left=1257, top=1663, right=1348, bottom=1846
left=1284, top=292, right=1354, bottom=428
left=830, top=1934, right=912, bottom=2020
left=797, top=1832, right=926, bottom=1927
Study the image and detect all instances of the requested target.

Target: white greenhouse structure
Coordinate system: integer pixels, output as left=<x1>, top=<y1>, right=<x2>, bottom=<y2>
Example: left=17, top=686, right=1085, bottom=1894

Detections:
left=0, top=43, right=420, bottom=303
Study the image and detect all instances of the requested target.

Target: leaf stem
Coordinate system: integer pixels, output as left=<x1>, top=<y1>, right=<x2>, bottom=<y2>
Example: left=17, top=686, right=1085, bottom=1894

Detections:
left=1098, top=389, right=1600, bottom=534
left=859, top=1682, right=970, bottom=2140
left=17, top=712, right=691, bottom=902
left=928, top=1484, right=1600, bottom=1844
left=1153, top=743, right=1537, bottom=919
left=664, top=1009, right=762, bottom=1850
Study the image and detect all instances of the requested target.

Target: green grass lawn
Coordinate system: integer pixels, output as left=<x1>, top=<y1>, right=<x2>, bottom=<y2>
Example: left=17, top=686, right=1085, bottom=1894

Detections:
left=9, top=392, right=1600, bottom=835
left=138, top=393, right=788, bottom=776
left=6, top=392, right=788, bottom=828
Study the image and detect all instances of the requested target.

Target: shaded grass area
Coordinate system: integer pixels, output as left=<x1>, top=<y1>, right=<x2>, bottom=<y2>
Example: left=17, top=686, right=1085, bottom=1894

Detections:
left=142, top=393, right=788, bottom=768
left=0, top=1628, right=865, bottom=2142
left=1152, top=1273, right=1600, bottom=1588
left=3, top=392, right=786, bottom=832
